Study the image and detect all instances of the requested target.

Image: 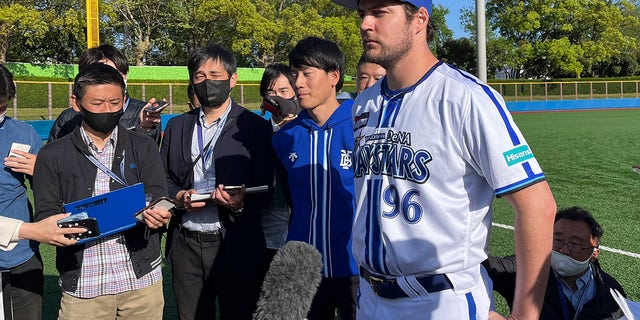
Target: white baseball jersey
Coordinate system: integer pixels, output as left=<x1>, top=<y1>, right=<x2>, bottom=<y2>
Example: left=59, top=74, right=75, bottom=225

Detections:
left=352, top=62, right=545, bottom=291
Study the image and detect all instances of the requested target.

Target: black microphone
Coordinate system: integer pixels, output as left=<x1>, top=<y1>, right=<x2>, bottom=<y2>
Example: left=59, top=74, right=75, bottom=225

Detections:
left=253, top=241, right=323, bottom=320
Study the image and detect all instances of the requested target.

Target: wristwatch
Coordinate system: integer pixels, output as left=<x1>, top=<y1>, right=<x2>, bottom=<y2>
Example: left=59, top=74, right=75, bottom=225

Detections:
left=232, top=207, right=244, bottom=214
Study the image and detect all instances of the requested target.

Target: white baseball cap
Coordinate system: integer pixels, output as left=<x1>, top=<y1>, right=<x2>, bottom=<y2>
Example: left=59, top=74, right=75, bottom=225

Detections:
left=331, top=0, right=432, bottom=16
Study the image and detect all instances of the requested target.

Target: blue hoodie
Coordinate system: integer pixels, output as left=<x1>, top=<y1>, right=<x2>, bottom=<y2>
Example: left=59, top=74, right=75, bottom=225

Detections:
left=272, top=100, right=358, bottom=278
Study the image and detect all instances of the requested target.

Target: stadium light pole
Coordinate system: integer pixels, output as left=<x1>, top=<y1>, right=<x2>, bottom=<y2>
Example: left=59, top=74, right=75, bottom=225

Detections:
left=476, top=0, right=487, bottom=82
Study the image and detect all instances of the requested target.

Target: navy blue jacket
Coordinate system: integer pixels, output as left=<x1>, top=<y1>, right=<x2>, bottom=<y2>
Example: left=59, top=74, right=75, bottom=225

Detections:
left=484, top=255, right=626, bottom=320
left=160, top=102, right=274, bottom=266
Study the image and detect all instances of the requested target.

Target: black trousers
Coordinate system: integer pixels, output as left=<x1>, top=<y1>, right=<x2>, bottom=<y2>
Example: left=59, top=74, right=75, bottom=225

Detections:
left=4, top=253, right=43, bottom=320
left=308, top=275, right=359, bottom=320
left=170, top=232, right=221, bottom=320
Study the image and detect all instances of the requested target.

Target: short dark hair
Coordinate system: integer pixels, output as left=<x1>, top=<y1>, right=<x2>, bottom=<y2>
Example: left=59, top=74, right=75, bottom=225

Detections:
left=79, top=44, right=130, bottom=75
left=555, top=206, right=604, bottom=245
left=259, top=63, right=296, bottom=97
left=289, top=36, right=345, bottom=92
left=0, top=64, right=16, bottom=104
left=73, top=63, right=126, bottom=101
left=187, top=43, right=237, bottom=81
left=357, top=53, right=369, bottom=69
left=402, top=2, right=437, bottom=43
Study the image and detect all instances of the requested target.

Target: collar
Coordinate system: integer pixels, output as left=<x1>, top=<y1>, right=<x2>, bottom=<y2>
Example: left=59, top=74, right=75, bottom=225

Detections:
left=80, top=126, right=118, bottom=153
left=299, top=99, right=354, bottom=130
left=198, top=100, right=232, bottom=128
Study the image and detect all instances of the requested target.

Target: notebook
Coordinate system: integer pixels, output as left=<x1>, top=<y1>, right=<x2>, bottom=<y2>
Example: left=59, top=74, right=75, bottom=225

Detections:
left=63, top=183, right=145, bottom=244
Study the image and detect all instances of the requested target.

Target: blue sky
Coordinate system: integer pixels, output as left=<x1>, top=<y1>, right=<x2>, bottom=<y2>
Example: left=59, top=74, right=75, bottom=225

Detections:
left=433, top=1, right=471, bottom=39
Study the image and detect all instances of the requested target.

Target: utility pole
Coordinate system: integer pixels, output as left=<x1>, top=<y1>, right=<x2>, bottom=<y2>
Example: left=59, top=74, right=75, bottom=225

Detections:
left=476, top=0, right=487, bottom=82
left=86, top=0, right=99, bottom=48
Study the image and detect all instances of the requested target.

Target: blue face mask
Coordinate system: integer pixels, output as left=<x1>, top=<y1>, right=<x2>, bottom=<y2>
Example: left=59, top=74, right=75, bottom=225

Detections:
left=550, top=250, right=594, bottom=277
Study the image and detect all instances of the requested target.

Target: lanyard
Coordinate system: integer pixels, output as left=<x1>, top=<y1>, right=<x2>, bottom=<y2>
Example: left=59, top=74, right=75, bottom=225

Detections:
left=83, top=150, right=128, bottom=187
left=196, top=114, right=227, bottom=172
left=556, top=279, right=571, bottom=320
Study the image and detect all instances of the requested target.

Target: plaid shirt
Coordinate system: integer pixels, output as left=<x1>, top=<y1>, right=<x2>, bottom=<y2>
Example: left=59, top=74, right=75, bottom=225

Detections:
left=69, top=127, right=161, bottom=298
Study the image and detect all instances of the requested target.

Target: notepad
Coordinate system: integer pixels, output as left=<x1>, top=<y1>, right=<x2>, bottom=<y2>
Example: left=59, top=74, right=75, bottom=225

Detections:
left=63, top=183, right=146, bottom=244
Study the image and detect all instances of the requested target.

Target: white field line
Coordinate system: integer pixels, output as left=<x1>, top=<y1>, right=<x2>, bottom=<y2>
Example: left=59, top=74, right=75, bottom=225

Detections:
left=492, top=222, right=640, bottom=259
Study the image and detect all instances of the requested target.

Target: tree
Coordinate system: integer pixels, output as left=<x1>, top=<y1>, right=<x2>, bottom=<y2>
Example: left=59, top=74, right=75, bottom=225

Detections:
left=8, top=1, right=85, bottom=64
left=103, top=0, right=174, bottom=65
left=0, top=2, right=48, bottom=63
left=486, top=0, right=639, bottom=78
left=439, top=37, right=477, bottom=75
left=429, top=4, right=453, bottom=56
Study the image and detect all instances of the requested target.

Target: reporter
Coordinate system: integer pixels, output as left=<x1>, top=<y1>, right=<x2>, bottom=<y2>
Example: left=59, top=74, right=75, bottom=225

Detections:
left=0, top=63, right=45, bottom=320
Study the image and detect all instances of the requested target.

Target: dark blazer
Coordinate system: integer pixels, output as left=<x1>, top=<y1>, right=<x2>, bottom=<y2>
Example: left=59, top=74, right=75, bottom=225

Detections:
left=484, top=255, right=626, bottom=320
left=161, top=101, right=274, bottom=266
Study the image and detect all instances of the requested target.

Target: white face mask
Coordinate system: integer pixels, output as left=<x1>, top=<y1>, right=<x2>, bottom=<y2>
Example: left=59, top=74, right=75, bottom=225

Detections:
left=551, top=250, right=594, bottom=277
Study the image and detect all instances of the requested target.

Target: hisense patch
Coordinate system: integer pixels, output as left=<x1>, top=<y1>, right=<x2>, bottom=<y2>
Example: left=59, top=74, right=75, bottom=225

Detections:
left=503, top=145, right=533, bottom=166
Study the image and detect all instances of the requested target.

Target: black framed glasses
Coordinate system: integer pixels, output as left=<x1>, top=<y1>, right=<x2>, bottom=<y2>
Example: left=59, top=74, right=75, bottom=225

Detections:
left=553, top=239, right=595, bottom=255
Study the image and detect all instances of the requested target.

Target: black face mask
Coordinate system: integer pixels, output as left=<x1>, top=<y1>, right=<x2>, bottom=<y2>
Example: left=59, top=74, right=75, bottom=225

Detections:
left=193, top=79, right=231, bottom=108
left=79, top=105, right=123, bottom=134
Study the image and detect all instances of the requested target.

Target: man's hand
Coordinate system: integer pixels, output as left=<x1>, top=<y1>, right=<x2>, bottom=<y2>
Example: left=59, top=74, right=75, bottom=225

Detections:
left=4, top=151, right=36, bottom=176
left=19, top=213, right=85, bottom=246
left=141, top=207, right=172, bottom=229
left=176, top=189, right=208, bottom=212
left=139, top=98, right=165, bottom=129
left=213, top=184, right=244, bottom=211
left=275, top=114, right=297, bottom=128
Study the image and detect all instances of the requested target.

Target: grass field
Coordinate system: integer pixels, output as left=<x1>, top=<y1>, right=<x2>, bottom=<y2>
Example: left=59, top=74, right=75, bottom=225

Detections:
left=35, top=108, right=640, bottom=318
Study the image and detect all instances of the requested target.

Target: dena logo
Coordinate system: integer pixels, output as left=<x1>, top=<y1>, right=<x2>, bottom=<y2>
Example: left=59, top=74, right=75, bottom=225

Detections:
left=503, top=145, right=533, bottom=166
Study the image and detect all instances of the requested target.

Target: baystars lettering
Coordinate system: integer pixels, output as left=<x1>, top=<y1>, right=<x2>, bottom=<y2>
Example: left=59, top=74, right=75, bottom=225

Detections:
left=354, top=130, right=431, bottom=183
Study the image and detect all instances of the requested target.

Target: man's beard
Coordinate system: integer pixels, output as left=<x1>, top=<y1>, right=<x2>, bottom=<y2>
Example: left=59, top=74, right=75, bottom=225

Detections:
left=363, top=28, right=413, bottom=70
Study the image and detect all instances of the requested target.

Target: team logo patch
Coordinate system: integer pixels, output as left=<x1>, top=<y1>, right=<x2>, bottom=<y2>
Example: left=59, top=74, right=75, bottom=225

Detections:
left=288, top=152, right=298, bottom=162
left=503, top=145, right=533, bottom=166
left=340, top=150, right=352, bottom=169
left=354, top=112, right=370, bottom=131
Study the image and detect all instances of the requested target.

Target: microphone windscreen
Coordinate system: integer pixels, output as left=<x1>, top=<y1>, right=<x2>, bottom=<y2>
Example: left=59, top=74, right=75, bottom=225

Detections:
left=253, top=241, right=323, bottom=320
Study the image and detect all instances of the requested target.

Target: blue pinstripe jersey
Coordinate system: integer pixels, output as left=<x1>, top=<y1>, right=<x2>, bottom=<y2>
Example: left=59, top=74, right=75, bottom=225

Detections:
left=351, top=62, right=546, bottom=290
left=272, top=100, right=358, bottom=278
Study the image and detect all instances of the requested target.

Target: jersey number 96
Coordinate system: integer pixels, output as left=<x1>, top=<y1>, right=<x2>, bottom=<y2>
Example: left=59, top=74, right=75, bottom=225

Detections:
left=381, top=184, right=422, bottom=224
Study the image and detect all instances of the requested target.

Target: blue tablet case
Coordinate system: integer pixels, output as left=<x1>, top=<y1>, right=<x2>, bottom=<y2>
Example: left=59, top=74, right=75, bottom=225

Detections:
left=63, top=183, right=145, bottom=244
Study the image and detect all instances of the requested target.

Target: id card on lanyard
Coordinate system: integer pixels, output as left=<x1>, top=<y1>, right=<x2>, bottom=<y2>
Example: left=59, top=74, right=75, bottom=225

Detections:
left=193, top=110, right=228, bottom=194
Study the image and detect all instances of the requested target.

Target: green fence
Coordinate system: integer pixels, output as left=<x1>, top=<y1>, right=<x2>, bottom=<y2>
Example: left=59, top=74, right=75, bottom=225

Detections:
left=9, top=81, right=358, bottom=120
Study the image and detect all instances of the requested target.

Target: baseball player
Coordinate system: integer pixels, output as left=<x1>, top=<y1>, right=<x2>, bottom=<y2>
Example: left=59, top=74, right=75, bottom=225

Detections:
left=331, top=0, right=557, bottom=319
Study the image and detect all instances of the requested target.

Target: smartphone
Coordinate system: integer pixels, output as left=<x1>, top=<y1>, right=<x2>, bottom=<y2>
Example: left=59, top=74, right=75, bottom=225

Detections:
left=57, top=217, right=99, bottom=240
left=245, top=185, right=269, bottom=194
left=188, top=193, right=212, bottom=202
left=261, top=96, right=282, bottom=117
left=134, top=197, right=176, bottom=222
left=223, top=185, right=244, bottom=195
left=149, top=101, right=169, bottom=113
left=8, top=142, right=30, bottom=158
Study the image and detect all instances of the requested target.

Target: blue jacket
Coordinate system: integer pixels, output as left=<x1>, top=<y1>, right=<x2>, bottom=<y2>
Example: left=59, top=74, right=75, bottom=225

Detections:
left=272, top=100, right=358, bottom=278
left=0, top=117, right=42, bottom=268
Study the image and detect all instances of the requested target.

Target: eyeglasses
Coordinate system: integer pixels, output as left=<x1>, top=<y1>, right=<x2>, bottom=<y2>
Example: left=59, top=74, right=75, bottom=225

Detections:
left=553, top=239, right=595, bottom=255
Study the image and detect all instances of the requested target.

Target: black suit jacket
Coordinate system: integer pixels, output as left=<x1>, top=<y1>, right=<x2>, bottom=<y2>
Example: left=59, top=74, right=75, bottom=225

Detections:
left=161, top=101, right=273, bottom=270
